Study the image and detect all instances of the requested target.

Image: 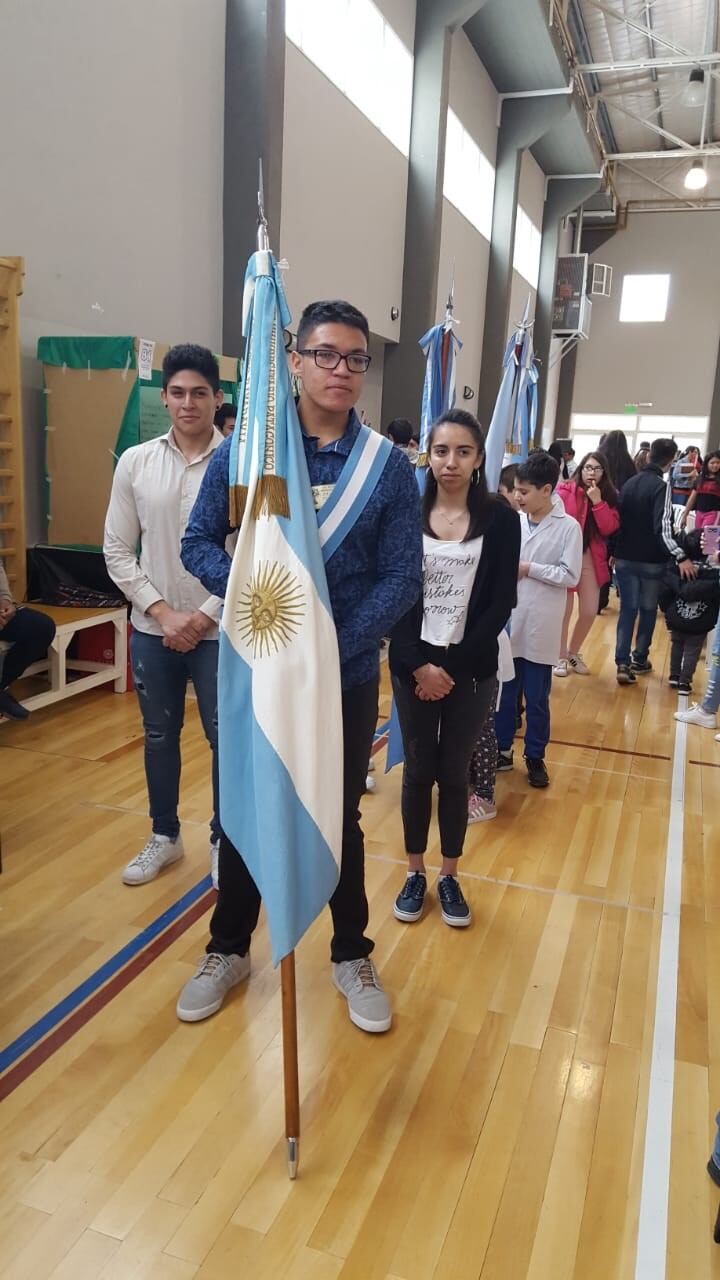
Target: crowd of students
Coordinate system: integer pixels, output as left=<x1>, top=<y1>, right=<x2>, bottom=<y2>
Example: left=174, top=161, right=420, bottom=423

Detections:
left=3, top=296, right=720, bottom=1042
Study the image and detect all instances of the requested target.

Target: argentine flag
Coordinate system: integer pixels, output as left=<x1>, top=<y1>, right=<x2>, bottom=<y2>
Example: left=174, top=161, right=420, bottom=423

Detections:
left=219, top=250, right=343, bottom=965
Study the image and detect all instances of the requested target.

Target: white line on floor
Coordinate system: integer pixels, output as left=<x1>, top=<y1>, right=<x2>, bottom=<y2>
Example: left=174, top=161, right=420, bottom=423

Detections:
left=634, top=710, right=687, bottom=1278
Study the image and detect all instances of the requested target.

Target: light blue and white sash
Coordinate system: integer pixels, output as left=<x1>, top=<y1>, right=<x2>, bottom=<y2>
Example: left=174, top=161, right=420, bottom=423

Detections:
left=317, top=425, right=393, bottom=563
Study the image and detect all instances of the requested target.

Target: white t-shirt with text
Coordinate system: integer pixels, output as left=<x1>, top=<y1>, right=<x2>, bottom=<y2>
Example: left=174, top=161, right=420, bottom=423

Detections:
left=420, top=534, right=483, bottom=648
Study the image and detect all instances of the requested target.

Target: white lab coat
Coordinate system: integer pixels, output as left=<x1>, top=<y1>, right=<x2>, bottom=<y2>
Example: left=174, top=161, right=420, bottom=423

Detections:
left=510, top=494, right=583, bottom=666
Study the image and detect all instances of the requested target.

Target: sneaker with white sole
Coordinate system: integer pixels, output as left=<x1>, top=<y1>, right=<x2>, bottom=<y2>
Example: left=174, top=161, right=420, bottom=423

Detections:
left=365, top=775, right=376, bottom=793
left=553, top=659, right=570, bottom=677
left=674, top=703, right=717, bottom=728
left=332, top=958, right=392, bottom=1033
left=122, top=834, right=184, bottom=885
left=176, top=951, right=250, bottom=1022
left=468, top=795, right=496, bottom=823
left=437, top=875, right=471, bottom=927
left=567, top=652, right=590, bottom=675
left=210, top=839, right=220, bottom=890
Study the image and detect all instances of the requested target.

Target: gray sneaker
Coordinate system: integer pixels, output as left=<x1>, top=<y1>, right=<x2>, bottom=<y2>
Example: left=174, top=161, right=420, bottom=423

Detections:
left=122, top=834, right=184, bottom=885
left=176, top=951, right=250, bottom=1022
left=331, top=958, right=392, bottom=1033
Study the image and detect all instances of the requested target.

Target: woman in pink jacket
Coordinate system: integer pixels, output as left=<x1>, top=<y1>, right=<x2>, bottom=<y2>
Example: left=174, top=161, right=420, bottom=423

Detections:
left=554, top=451, right=620, bottom=676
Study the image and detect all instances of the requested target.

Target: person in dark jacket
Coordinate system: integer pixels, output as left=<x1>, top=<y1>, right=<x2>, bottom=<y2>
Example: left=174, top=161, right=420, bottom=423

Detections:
left=659, top=529, right=720, bottom=693
left=613, top=437, right=695, bottom=684
left=388, top=409, right=520, bottom=928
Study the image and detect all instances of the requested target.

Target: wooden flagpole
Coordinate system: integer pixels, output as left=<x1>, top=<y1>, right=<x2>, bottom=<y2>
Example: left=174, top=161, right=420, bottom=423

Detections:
left=281, top=953, right=300, bottom=1178
left=256, top=162, right=301, bottom=1179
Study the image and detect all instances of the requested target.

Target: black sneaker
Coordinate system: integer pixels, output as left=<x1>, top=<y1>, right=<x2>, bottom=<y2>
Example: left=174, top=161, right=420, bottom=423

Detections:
left=668, top=676, right=680, bottom=689
left=525, top=756, right=549, bottom=788
left=393, top=872, right=427, bottom=923
left=630, top=656, right=652, bottom=675
left=436, top=876, right=471, bottom=927
left=0, top=689, right=29, bottom=720
left=616, top=664, right=637, bottom=685
left=497, top=748, right=514, bottom=772
left=678, top=680, right=692, bottom=695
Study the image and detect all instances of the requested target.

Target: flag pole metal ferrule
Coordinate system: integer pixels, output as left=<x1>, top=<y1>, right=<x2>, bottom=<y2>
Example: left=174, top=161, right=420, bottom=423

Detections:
left=281, top=952, right=300, bottom=1180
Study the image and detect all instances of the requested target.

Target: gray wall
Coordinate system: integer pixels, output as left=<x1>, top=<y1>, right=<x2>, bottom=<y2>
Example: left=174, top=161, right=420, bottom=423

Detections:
left=1, top=0, right=226, bottom=542
left=573, top=211, right=720, bottom=419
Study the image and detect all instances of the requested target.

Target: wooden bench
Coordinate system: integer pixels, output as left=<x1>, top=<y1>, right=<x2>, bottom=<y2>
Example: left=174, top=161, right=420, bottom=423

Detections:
left=0, top=604, right=128, bottom=712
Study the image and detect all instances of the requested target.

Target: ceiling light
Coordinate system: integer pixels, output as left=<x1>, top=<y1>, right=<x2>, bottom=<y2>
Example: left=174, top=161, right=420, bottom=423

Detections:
left=684, top=158, right=708, bottom=190
left=682, top=68, right=706, bottom=108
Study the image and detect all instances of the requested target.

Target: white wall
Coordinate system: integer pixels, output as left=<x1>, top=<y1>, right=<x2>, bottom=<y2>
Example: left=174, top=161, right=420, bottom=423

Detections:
left=541, top=217, right=573, bottom=444
left=436, top=30, right=499, bottom=407
left=1, top=0, right=226, bottom=541
left=508, top=150, right=545, bottom=334
left=573, top=211, right=720, bottom=418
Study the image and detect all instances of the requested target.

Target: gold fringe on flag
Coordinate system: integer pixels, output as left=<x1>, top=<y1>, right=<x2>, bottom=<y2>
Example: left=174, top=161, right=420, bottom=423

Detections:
left=251, top=474, right=290, bottom=520
left=416, top=451, right=428, bottom=468
left=229, top=484, right=248, bottom=529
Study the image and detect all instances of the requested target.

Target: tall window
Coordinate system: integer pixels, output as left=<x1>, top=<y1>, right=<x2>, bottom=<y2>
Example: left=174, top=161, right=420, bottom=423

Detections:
left=442, top=109, right=496, bottom=239
left=619, top=274, right=670, bottom=323
left=286, top=0, right=413, bottom=156
left=570, top=412, right=708, bottom=458
left=513, top=207, right=542, bottom=290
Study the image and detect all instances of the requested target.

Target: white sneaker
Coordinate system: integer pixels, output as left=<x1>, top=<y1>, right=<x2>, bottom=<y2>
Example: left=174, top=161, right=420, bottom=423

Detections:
left=367, top=757, right=375, bottom=772
left=553, top=659, right=570, bottom=677
left=674, top=703, right=717, bottom=728
left=122, top=834, right=184, bottom=885
left=568, top=652, right=590, bottom=675
left=176, top=952, right=250, bottom=1022
left=365, top=775, right=376, bottom=793
left=210, top=839, right=220, bottom=890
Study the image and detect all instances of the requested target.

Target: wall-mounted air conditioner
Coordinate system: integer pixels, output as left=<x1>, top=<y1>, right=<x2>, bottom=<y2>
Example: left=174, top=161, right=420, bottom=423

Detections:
left=591, top=263, right=612, bottom=297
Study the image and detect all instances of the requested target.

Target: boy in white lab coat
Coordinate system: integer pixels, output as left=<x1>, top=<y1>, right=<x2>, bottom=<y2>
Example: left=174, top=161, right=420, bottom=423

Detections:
left=496, top=452, right=582, bottom=788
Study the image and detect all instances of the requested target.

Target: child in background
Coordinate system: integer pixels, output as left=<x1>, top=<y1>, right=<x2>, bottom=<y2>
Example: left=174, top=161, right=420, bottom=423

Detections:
left=495, top=452, right=583, bottom=789
left=679, top=450, right=720, bottom=531
left=554, top=451, right=620, bottom=677
left=467, top=467, right=518, bottom=822
left=659, top=529, right=720, bottom=693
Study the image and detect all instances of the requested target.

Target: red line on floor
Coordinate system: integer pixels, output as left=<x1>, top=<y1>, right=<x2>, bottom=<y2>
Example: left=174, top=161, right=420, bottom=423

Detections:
left=0, top=888, right=215, bottom=1102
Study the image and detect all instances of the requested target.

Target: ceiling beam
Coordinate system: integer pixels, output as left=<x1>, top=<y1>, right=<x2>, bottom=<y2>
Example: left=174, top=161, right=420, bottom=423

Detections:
left=583, top=0, right=705, bottom=64
left=577, top=51, right=720, bottom=74
left=603, top=96, right=705, bottom=151
left=617, top=160, right=704, bottom=210
left=607, top=145, right=720, bottom=159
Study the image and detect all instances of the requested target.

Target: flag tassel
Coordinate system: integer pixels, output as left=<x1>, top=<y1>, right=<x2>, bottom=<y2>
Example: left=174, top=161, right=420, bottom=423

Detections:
left=229, top=483, right=249, bottom=529
left=251, top=474, right=290, bottom=521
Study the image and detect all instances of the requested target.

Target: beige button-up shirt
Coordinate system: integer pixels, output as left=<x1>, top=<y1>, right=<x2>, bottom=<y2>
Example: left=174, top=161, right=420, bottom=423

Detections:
left=103, top=427, right=226, bottom=638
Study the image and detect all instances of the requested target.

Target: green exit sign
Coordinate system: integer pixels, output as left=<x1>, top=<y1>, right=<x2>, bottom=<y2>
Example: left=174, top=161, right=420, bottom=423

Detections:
left=624, top=404, right=638, bottom=414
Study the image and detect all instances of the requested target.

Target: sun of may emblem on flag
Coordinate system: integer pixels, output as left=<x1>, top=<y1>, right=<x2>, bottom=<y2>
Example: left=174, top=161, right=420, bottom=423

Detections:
left=236, top=560, right=306, bottom=658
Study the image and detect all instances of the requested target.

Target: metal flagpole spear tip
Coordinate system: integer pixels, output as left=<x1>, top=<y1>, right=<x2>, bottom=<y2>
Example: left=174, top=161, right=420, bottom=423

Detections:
left=257, top=158, right=270, bottom=252
left=287, top=1137, right=299, bottom=1180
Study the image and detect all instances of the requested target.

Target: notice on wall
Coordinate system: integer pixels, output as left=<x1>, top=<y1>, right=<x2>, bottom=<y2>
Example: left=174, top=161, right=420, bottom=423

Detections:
left=138, top=339, right=155, bottom=381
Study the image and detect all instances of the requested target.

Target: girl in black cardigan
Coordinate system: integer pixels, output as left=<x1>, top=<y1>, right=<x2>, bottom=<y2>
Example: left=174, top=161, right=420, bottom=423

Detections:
left=389, top=410, right=520, bottom=927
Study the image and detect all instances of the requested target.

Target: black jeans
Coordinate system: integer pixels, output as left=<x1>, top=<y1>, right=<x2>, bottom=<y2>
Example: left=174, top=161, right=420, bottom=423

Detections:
left=208, top=676, right=379, bottom=964
left=392, top=672, right=496, bottom=860
left=0, top=607, right=56, bottom=688
left=669, top=631, right=705, bottom=683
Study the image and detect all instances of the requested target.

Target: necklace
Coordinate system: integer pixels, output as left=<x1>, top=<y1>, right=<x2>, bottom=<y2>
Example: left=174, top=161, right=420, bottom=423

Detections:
left=435, top=508, right=466, bottom=526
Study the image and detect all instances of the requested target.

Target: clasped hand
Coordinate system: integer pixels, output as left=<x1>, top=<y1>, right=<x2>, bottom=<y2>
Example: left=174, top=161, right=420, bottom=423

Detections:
left=413, top=663, right=454, bottom=701
left=0, top=598, right=17, bottom=631
left=159, top=608, right=213, bottom=652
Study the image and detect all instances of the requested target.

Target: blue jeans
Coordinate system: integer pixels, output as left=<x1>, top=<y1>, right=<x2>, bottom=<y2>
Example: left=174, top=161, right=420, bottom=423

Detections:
left=703, top=626, right=720, bottom=714
left=131, top=631, right=220, bottom=842
left=496, top=657, right=552, bottom=760
left=614, top=560, right=665, bottom=666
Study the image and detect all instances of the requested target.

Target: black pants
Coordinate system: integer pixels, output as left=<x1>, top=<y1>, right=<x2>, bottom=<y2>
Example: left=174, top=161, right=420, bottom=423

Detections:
left=669, top=631, right=705, bottom=683
left=208, top=676, right=379, bottom=964
left=392, top=672, right=496, bottom=860
left=0, top=607, right=56, bottom=688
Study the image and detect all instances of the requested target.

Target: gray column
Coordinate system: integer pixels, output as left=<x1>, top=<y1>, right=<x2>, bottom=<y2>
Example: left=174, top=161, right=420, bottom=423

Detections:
left=709, top=338, right=720, bottom=452
left=381, top=0, right=490, bottom=428
left=535, top=176, right=602, bottom=426
left=223, top=0, right=286, bottom=356
left=476, top=95, right=572, bottom=429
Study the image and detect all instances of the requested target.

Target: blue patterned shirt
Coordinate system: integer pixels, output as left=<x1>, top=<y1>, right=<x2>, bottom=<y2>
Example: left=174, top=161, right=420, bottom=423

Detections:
left=181, top=410, right=423, bottom=690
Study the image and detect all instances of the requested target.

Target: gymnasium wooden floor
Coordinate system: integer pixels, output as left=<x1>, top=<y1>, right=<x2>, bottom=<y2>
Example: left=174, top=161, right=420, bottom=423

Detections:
left=1, top=605, right=720, bottom=1279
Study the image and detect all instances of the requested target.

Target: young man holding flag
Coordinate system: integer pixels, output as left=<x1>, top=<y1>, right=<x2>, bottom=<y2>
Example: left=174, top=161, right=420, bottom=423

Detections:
left=177, top=298, right=422, bottom=1033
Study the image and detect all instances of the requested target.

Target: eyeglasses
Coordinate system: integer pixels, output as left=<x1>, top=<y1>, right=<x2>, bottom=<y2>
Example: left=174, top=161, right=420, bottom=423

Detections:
left=582, top=464, right=603, bottom=474
left=297, top=348, right=371, bottom=374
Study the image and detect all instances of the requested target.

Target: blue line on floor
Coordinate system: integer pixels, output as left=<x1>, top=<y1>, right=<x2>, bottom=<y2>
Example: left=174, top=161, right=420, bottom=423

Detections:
left=0, top=875, right=212, bottom=1075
